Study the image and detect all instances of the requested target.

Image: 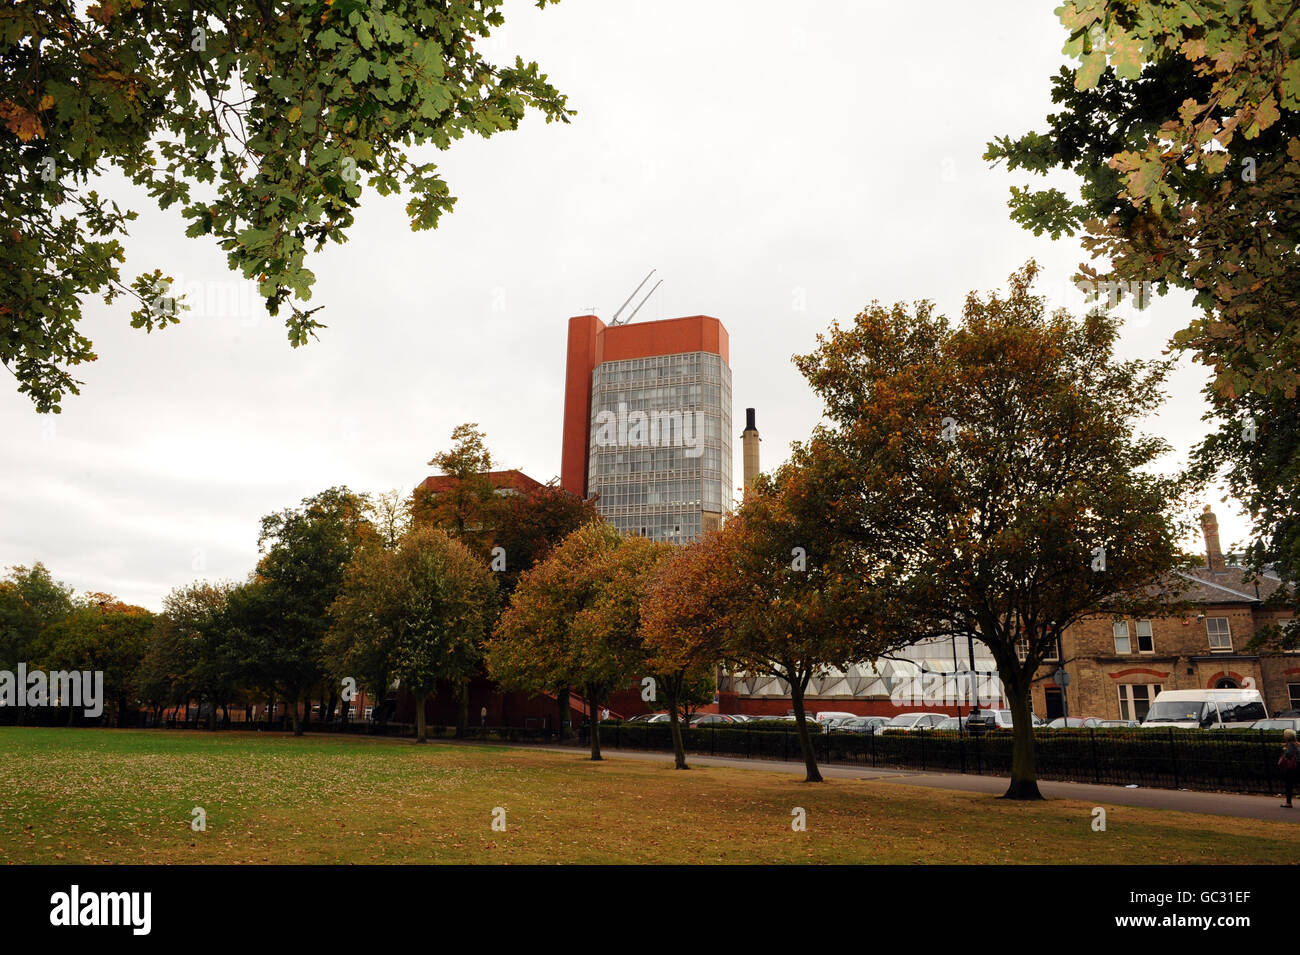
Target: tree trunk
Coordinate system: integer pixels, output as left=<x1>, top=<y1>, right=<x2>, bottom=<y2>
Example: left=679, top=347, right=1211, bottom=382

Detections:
left=789, top=678, right=823, bottom=783
left=1002, top=677, right=1042, bottom=800
left=455, top=680, right=469, bottom=738
left=587, top=685, right=602, bottom=761
left=556, top=687, right=570, bottom=741
left=415, top=692, right=428, bottom=743
left=666, top=688, right=688, bottom=770
left=290, top=694, right=303, bottom=736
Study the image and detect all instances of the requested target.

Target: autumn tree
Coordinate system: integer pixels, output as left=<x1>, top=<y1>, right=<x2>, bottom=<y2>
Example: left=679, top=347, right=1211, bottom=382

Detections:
left=792, top=263, right=1187, bottom=799
left=986, top=1, right=1300, bottom=609
left=700, top=472, right=874, bottom=783
left=323, top=545, right=400, bottom=724
left=490, top=481, right=602, bottom=737
left=570, top=532, right=672, bottom=759
left=415, top=427, right=600, bottom=735
left=1, top=0, right=571, bottom=412
left=492, top=482, right=603, bottom=599
left=329, top=525, right=496, bottom=741
left=488, top=521, right=666, bottom=760
left=640, top=534, right=732, bottom=769
left=412, top=423, right=499, bottom=554
left=36, top=593, right=154, bottom=726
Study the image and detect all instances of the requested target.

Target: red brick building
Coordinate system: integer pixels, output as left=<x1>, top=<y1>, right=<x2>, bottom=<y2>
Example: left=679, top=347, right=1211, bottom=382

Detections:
left=1030, top=507, right=1298, bottom=721
left=562, top=313, right=732, bottom=541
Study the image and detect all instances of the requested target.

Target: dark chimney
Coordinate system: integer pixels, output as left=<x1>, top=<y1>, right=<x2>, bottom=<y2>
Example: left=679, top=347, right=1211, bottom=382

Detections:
left=744, top=408, right=756, bottom=432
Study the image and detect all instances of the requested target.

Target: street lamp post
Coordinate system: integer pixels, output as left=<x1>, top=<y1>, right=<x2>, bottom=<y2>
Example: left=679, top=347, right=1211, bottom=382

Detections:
left=967, top=632, right=978, bottom=720
left=1054, top=630, right=1070, bottom=724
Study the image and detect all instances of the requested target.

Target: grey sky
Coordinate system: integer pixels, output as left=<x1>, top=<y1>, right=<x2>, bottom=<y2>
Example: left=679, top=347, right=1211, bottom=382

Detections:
left=1, top=0, right=1245, bottom=610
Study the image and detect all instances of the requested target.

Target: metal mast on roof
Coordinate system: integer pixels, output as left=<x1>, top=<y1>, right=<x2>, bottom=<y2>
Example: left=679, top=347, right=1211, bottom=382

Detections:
left=610, top=269, right=661, bottom=326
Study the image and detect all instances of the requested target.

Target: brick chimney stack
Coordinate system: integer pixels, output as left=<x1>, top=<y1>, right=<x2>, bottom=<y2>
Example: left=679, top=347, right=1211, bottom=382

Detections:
left=1200, top=505, right=1227, bottom=573
left=742, top=408, right=760, bottom=497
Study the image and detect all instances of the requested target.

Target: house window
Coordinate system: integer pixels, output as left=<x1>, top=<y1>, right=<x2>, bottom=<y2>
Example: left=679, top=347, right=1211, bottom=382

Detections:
left=1015, top=638, right=1029, bottom=662
left=1043, top=640, right=1059, bottom=663
left=1113, top=621, right=1131, bottom=654
left=1136, top=620, right=1154, bottom=654
left=1289, top=684, right=1300, bottom=711
left=1118, top=684, right=1162, bottom=722
left=1206, top=617, right=1232, bottom=651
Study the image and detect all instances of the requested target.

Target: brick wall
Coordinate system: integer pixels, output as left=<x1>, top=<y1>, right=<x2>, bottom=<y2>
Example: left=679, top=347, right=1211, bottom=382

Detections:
left=1028, top=604, right=1293, bottom=720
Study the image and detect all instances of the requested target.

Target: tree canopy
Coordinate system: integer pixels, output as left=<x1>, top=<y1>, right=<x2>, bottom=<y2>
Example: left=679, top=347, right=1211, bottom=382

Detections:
left=792, top=262, right=1188, bottom=798
left=2, top=0, right=571, bottom=411
left=985, top=1, right=1300, bottom=606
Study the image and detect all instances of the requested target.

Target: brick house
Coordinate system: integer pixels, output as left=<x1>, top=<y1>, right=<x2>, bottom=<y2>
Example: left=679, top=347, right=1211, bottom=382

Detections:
left=1030, top=507, right=1299, bottom=722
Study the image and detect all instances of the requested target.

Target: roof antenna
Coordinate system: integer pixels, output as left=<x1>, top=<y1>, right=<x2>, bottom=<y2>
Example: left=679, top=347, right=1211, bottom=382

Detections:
left=624, top=277, right=663, bottom=324
left=610, top=270, right=655, bottom=326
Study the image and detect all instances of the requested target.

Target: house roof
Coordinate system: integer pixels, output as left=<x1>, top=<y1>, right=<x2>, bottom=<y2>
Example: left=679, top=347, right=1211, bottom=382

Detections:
left=416, top=469, right=545, bottom=496
left=1168, top=566, right=1289, bottom=606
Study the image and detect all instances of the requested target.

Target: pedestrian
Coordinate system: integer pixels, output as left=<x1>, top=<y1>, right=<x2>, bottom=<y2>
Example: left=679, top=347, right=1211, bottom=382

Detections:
left=1281, top=728, right=1299, bottom=808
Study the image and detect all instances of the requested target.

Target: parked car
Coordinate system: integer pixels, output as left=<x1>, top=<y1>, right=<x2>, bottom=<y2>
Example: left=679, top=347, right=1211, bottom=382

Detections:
left=836, top=716, right=890, bottom=734
left=688, top=713, right=733, bottom=727
left=933, top=717, right=963, bottom=731
left=1098, top=720, right=1141, bottom=728
left=1249, top=717, right=1300, bottom=732
left=964, top=709, right=1015, bottom=734
left=1139, top=689, right=1268, bottom=729
left=823, top=716, right=863, bottom=731
left=626, top=713, right=662, bottom=723
left=725, top=715, right=753, bottom=723
left=883, top=712, right=949, bottom=731
left=1044, top=716, right=1104, bottom=729
left=815, top=711, right=859, bottom=724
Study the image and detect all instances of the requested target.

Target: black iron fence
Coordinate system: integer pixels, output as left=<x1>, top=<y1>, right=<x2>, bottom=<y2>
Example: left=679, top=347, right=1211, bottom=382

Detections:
left=578, top=721, right=1297, bottom=796
left=134, top=714, right=560, bottom=743
left=0, top=709, right=562, bottom=741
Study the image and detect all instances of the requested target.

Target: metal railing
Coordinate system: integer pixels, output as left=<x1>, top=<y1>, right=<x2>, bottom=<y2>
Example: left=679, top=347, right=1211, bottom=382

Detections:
left=576, top=722, right=1297, bottom=795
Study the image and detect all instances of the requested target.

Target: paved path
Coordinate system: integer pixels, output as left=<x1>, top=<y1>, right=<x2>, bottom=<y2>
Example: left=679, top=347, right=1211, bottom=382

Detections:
left=495, top=742, right=1300, bottom=823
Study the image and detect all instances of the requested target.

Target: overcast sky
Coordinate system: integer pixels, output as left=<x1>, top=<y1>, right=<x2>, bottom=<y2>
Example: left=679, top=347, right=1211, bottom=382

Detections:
left=1, top=0, right=1245, bottom=610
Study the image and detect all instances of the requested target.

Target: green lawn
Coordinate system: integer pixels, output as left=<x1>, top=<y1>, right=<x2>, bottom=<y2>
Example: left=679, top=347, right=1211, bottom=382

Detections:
left=0, top=728, right=1296, bottom=864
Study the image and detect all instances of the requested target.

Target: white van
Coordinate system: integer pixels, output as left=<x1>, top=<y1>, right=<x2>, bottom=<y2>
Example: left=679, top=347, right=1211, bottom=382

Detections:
left=1140, top=689, right=1268, bottom=729
left=814, top=711, right=859, bottom=724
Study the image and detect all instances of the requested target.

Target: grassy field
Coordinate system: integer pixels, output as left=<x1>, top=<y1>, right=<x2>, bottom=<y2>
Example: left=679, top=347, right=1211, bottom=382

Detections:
left=1, top=728, right=1297, bottom=864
